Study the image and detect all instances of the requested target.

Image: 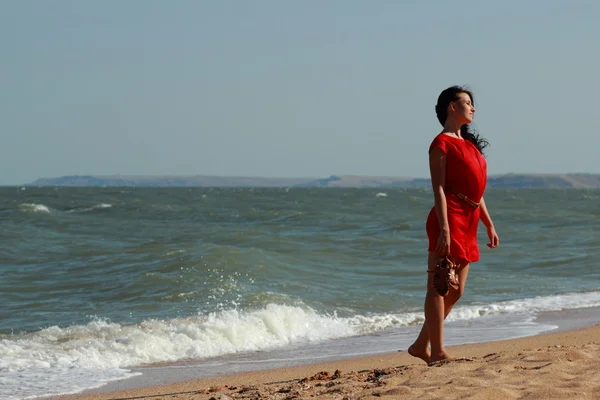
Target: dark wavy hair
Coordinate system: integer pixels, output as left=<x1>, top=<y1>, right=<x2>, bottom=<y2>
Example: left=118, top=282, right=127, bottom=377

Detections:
left=435, top=86, right=489, bottom=155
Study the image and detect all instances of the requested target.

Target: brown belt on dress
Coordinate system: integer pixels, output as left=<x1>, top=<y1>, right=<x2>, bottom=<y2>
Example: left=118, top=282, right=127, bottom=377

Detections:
left=445, top=187, right=480, bottom=209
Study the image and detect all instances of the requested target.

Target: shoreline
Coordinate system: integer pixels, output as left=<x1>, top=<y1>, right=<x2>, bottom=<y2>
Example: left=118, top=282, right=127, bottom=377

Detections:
left=56, top=307, right=600, bottom=400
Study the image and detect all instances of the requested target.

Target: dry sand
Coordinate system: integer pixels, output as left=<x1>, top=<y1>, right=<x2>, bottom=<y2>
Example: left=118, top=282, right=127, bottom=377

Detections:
left=56, top=324, right=600, bottom=400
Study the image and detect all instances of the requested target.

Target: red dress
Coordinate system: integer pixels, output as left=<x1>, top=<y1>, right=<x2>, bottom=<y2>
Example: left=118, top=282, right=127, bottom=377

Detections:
left=426, top=133, right=487, bottom=263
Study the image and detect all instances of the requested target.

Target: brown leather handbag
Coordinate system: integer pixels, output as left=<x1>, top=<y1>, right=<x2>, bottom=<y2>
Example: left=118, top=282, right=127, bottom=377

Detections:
left=433, top=255, right=459, bottom=296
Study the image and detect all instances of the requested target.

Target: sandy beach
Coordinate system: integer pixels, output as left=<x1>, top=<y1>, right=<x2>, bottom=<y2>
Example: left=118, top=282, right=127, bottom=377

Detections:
left=57, top=323, right=600, bottom=400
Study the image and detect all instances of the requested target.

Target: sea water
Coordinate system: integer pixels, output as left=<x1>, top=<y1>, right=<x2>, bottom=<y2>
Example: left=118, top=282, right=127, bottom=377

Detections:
left=1, top=187, right=599, bottom=399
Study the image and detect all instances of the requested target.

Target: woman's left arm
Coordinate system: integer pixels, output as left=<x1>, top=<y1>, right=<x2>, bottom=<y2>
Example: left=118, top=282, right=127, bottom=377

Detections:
left=479, top=197, right=500, bottom=248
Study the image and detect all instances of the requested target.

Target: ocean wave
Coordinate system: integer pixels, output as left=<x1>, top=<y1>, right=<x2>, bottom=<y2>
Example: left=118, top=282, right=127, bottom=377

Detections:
left=18, top=203, right=51, bottom=213
left=66, top=203, right=113, bottom=213
left=0, top=305, right=354, bottom=399
left=447, top=290, right=600, bottom=322
left=18, top=203, right=113, bottom=215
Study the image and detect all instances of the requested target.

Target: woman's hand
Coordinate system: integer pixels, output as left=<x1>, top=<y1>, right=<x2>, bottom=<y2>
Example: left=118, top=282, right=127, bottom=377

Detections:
left=486, top=225, right=500, bottom=248
left=436, top=229, right=451, bottom=255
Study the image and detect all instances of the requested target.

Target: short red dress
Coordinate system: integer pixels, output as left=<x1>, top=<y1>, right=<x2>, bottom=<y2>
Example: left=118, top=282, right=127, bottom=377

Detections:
left=426, top=133, right=487, bottom=263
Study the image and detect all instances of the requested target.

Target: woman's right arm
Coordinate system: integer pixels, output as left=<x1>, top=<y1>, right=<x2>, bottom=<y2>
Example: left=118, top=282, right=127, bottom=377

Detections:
left=429, top=146, right=450, bottom=255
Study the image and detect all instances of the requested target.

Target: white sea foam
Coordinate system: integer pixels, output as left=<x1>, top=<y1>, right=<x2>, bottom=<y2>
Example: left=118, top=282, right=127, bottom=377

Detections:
left=79, top=203, right=113, bottom=212
left=447, top=290, right=600, bottom=322
left=93, top=203, right=112, bottom=209
left=1, top=305, right=356, bottom=399
left=164, top=249, right=186, bottom=257
left=3, top=291, right=600, bottom=399
left=67, top=203, right=113, bottom=213
left=19, top=203, right=50, bottom=213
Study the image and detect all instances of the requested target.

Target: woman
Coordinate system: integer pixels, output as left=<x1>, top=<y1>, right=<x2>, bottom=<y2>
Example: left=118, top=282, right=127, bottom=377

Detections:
left=408, top=86, right=500, bottom=365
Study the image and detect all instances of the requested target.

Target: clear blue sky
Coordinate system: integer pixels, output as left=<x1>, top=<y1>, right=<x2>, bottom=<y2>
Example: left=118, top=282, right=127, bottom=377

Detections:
left=2, top=0, right=598, bottom=185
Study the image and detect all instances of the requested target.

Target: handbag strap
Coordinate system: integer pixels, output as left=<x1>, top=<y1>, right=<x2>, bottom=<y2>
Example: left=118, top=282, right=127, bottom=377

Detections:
left=445, top=187, right=480, bottom=209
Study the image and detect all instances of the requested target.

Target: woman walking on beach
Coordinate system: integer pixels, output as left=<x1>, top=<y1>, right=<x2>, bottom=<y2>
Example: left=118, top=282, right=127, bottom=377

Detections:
left=408, top=86, right=499, bottom=365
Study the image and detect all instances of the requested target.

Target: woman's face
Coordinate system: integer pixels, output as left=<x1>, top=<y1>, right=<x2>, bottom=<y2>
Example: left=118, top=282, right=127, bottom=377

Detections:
left=451, top=92, right=475, bottom=125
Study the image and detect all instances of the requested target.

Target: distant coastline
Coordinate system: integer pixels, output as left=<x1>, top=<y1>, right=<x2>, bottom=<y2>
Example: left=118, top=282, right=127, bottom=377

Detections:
left=25, top=173, right=600, bottom=188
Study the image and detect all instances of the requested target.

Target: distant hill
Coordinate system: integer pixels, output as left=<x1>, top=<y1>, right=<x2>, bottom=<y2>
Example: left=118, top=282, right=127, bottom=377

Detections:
left=486, top=173, right=600, bottom=188
left=26, top=173, right=600, bottom=188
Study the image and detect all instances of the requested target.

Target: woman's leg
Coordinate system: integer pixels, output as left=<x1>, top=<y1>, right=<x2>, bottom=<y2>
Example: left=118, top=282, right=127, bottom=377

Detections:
left=409, top=253, right=470, bottom=364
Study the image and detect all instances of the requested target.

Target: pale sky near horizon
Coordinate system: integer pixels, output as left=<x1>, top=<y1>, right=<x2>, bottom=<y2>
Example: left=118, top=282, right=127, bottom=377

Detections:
left=2, top=0, right=599, bottom=185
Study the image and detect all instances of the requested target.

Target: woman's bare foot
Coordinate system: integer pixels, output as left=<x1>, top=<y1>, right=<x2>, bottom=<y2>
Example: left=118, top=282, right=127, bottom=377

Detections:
left=408, top=344, right=430, bottom=364
left=428, top=351, right=454, bottom=366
